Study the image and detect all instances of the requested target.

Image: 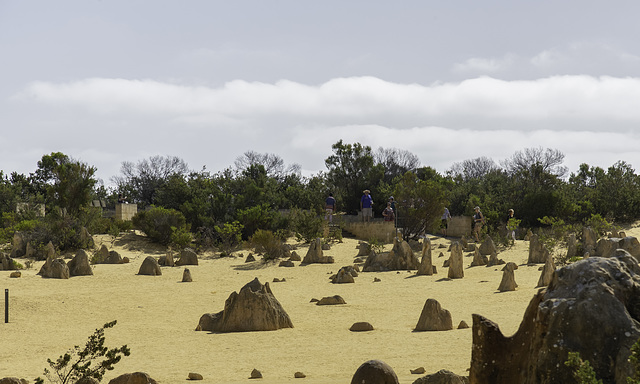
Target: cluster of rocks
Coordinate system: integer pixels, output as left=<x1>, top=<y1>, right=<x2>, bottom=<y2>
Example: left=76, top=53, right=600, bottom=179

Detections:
left=37, top=249, right=94, bottom=279
left=362, top=236, right=419, bottom=272
left=94, top=244, right=127, bottom=264
left=330, top=265, right=359, bottom=283
left=351, top=360, right=468, bottom=384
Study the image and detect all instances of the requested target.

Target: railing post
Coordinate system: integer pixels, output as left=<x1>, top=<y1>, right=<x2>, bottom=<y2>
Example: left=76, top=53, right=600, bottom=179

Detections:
left=4, top=289, right=8, bottom=323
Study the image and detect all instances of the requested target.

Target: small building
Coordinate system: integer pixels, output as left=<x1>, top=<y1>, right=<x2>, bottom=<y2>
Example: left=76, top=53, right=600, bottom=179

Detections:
left=115, top=203, right=137, bottom=221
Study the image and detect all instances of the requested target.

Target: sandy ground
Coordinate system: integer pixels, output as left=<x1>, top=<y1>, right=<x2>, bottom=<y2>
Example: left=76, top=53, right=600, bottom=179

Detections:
left=2, top=226, right=639, bottom=383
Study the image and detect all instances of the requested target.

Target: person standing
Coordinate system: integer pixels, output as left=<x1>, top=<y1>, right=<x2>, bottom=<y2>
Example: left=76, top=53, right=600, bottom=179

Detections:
left=506, top=208, right=516, bottom=241
left=473, top=206, right=485, bottom=242
left=441, top=207, right=452, bottom=237
left=360, top=189, right=373, bottom=222
left=382, top=202, right=395, bottom=222
left=325, top=193, right=336, bottom=223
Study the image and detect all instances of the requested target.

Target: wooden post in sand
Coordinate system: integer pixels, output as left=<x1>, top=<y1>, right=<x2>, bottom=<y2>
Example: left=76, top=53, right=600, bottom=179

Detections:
left=4, top=289, right=8, bottom=323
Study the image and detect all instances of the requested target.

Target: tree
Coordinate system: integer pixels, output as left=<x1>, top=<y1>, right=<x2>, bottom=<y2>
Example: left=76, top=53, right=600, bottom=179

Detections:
left=234, top=151, right=301, bottom=180
left=449, top=156, right=499, bottom=181
left=33, top=152, right=97, bottom=215
left=501, top=147, right=567, bottom=179
left=374, top=147, right=420, bottom=184
left=325, top=140, right=384, bottom=214
left=393, top=172, right=447, bottom=240
left=111, top=155, right=189, bottom=207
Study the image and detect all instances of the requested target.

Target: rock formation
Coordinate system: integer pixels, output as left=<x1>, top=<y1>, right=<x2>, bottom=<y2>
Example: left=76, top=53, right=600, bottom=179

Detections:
left=497, top=262, right=518, bottom=292
left=478, top=236, right=496, bottom=256
left=95, top=245, right=123, bottom=264
left=38, top=258, right=70, bottom=279
left=470, top=245, right=488, bottom=267
left=363, top=237, right=419, bottom=272
left=175, top=248, right=198, bottom=266
left=351, top=360, right=399, bottom=384
left=0, top=253, right=17, bottom=271
left=411, top=369, right=469, bottom=384
left=182, top=268, right=192, bottom=282
left=350, top=322, right=374, bottom=332
left=595, top=236, right=640, bottom=258
left=107, top=372, right=157, bottom=384
left=137, top=256, right=162, bottom=276
left=470, top=252, right=640, bottom=383
left=331, top=266, right=357, bottom=284
left=566, top=233, right=577, bottom=259
left=357, top=241, right=372, bottom=256
left=68, top=249, right=93, bottom=276
left=316, top=295, right=346, bottom=305
left=302, top=238, right=334, bottom=264
left=447, top=242, right=464, bottom=279
left=414, top=298, right=453, bottom=331
left=158, top=251, right=174, bottom=267
left=527, top=234, right=550, bottom=264
left=486, top=251, right=505, bottom=267
left=536, top=255, right=555, bottom=288
left=417, top=238, right=434, bottom=276
left=196, top=277, right=293, bottom=332
left=583, top=226, right=598, bottom=254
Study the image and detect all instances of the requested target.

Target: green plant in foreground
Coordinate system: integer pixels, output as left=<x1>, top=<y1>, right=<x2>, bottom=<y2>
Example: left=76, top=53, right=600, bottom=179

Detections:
left=565, top=336, right=640, bottom=384
left=35, top=320, right=130, bottom=384
left=368, top=238, right=384, bottom=254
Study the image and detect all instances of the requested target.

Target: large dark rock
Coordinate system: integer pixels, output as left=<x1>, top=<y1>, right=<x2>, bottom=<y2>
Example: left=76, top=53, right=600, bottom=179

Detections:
left=137, top=256, right=162, bottom=276
left=9, top=232, right=26, bottom=258
left=196, top=277, right=293, bottom=332
left=68, top=249, right=93, bottom=276
left=470, top=252, right=640, bottom=384
left=351, top=360, right=399, bottom=384
left=331, top=265, right=357, bottom=284
left=411, top=369, right=469, bottom=384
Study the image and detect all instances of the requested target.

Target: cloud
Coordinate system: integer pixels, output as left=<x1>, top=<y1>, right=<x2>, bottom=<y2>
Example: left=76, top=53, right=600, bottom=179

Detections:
left=7, top=75, right=640, bottom=183
left=452, top=54, right=516, bottom=74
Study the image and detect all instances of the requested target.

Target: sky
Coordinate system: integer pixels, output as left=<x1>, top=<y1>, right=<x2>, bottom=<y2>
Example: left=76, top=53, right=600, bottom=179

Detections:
left=2, top=1, right=640, bottom=186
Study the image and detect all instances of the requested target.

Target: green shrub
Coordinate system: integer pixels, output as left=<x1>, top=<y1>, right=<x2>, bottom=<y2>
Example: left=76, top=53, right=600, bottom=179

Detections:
left=132, top=207, right=189, bottom=246
left=289, top=208, right=323, bottom=243
left=215, top=221, right=244, bottom=255
left=237, top=204, right=278, bottom=239
left=565, top=351, right=602, bottom=384
left=250, top=229, right=286, bottom=260
left=584, top=213, right=613, bottom=236
left=35, top=320, right=130, bottom=384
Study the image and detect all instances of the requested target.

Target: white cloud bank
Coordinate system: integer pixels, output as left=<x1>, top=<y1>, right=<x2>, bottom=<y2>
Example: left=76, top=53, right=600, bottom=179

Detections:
left=6, top=75, right=640, bottom=183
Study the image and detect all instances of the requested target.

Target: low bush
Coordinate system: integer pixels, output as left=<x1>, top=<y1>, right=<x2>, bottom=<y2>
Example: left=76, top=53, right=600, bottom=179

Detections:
left=289, top=208, right=323, bottom=243
left=250, top=229, right=287, bottom=260
left=132, top=206, right=190, bottom=247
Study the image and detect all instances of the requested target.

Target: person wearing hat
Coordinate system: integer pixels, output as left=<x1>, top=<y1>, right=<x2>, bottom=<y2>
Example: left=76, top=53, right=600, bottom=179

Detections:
left=360, top=189, right=373, bottom=222
left=473, top=206, right=485, bottom=242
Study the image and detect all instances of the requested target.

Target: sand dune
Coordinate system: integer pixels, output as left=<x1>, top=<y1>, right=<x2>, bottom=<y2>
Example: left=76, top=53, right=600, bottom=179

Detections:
left=3, top=227, right=637, bottom=383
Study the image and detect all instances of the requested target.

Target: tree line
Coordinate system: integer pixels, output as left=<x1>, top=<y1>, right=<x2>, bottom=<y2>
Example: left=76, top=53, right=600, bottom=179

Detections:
left=1, top=143, right=639, bottom=251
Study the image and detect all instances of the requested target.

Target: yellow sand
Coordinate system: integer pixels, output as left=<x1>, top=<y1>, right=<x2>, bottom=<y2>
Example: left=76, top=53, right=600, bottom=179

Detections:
left=2, top=227, right=637, bottom=383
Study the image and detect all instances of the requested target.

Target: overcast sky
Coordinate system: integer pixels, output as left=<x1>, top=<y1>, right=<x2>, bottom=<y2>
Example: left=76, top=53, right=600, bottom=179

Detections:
left=2, top=1, right=640, bottom=186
